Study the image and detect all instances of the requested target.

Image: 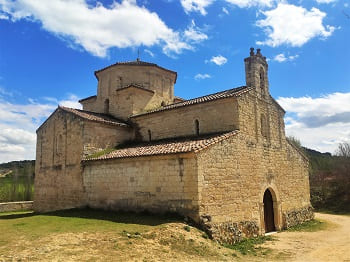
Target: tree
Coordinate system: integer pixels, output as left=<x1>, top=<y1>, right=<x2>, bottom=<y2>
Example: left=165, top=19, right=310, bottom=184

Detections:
left=286, top=135, right=302, bottom=149
left=335, top=142, right=350, bottom=158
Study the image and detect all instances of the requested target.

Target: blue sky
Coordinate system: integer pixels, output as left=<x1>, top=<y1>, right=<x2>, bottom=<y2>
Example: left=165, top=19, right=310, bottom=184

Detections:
left=0, top=0, right=349, bottom=162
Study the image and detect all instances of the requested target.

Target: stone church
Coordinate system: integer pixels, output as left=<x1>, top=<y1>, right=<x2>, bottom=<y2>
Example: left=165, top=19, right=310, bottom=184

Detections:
left=34, top=48, right=313, bottom=243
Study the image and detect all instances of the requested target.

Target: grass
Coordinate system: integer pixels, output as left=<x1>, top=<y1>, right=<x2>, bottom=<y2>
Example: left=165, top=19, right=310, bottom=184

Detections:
left=223, top=235, right=275, bottom=255
left=0, top=208, right=232, bottom=261
left=85, top=148, right=115, bottom=159
left=0, top=176, right=33, bottom=202
left=286, top=219, right=329, bottom=232
left=0, top=208, right=180, bottom=238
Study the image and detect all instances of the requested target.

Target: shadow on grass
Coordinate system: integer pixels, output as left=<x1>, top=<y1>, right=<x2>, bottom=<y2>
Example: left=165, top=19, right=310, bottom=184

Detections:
left=0, top=207, right=183, bottom=226
left=0, top=211, right=35, bottom=220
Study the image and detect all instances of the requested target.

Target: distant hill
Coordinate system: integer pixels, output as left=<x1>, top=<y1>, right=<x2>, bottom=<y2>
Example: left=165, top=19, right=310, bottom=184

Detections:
left=0, top=160, right=35, bottom=178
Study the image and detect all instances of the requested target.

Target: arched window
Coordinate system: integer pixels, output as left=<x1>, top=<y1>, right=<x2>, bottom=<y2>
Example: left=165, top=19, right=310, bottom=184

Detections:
left=148, top=130, right=152, bottom=142
left=261, top=114, right=267, bottom=138
left=194, top=119, right=200, bottom=136
left=161, top=101, right=166, bottom=107
left=104, top=99, right=109, bottom=114
left=260, top=67, right=265, bottom=97
left=55, top=134, right=63, bottom=156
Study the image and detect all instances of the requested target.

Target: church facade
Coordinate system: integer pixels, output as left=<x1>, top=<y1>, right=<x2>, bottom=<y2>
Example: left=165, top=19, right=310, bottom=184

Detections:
left=34, top=48, right=313, bottom=243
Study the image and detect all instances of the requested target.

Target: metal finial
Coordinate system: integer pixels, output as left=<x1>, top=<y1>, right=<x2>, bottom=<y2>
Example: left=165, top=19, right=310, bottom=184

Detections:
left=137, top=49, right=140, bottom=61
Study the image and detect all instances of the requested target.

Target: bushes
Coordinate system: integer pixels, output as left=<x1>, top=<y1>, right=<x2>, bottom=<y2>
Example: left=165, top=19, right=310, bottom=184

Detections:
left=307, top=143, right=350, bottom=213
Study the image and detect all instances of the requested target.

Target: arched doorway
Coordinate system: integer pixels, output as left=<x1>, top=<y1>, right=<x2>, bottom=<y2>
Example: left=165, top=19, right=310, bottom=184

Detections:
left=263, top=189, right=275, bottom=232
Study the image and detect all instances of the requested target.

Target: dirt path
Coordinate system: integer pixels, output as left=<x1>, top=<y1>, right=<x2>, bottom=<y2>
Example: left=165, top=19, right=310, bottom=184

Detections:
left=261, top=213, right=350, bottom=261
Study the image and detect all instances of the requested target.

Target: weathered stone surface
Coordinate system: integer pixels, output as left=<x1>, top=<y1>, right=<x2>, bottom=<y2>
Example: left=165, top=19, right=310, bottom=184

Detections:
left=35, top=49, right=313, bottom=243
left=283, top=206, right=314, bottom=228
left=0, top=201, right=33, bottom=212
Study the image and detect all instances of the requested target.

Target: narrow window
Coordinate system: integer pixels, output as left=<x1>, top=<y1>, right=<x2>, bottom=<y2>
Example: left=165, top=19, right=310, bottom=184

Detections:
left=55, top=134, right=63, bottom=156
left=261, top=114, right=267, bottom=137
left=148, top=130, right=152, bottom=141
left=194, top=119, right=200, bottom=136
left=104, top=99, right=109, bottom=114
left=260, top=67, right=265, bottom=97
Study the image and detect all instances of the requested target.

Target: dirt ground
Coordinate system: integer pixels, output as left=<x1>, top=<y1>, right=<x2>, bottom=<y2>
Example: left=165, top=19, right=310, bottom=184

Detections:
left=258, top=213, right=350, bottom=262
left=1, top=212, right=349, bottom=261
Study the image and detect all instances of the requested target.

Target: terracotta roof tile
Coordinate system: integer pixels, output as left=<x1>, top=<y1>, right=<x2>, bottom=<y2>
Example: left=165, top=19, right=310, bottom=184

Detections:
left=131, top=86, right=253, bottom=118
left=59, top=106, right=129, bottom=127
left=84, top=130, right=239, bottom=162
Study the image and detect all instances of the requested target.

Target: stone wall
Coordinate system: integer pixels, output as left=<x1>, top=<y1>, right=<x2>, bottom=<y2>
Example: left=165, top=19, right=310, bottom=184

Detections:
left=283, top=206, right=314, bottom=228
left=206, top=220, right=260, bottom=245
left=82, top=154, right=200, bottom=220
left=132, top=98, right=239, bottom=141
left=34, top=109, right=133, bottom=212
left=83, top=121, right=132, bottom=156
left=85, top=65, right=176, bottom=119
left=34, top=110, right=86, bottom=212
left=0, top=201, right=33, bottom=212
left=196, top=91, right=311, bottom=239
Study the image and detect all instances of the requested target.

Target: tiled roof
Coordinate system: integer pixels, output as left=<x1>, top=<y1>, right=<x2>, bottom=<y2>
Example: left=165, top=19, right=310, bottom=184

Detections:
left=84, top=130, right=239, bottom=162
left=59, top=106, right=129, bottom=127
left=117, top=84, right=155, bottom=94
left=132, top=86, right=253, bottom=118
left=78, top=95, right=97, bottom=103
left=94, top=59, right=177, bottom=82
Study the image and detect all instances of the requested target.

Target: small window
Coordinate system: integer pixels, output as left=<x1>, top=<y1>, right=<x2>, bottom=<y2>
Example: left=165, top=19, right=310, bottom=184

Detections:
left=161, top=101, right=166, bottom=107
left=104, top=99, right=110, bottom=114
left=55, top=134, right=63, bottom=156
left=148, top=130, right=152, bottom=141
left=194, top=119, right=200, bottom=136
left=261, top=114, right=267, bottom=137
left=260, top=67, right=265, bottom=97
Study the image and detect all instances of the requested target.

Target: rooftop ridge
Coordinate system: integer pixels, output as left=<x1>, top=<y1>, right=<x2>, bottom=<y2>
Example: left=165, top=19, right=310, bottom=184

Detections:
left=83, top=130, right=239, bottom=162
left=131, top=86, right=253, bottom=118
left=59, top=106, right=129, bottom=127
left=94, top=59, right=177, bottom=82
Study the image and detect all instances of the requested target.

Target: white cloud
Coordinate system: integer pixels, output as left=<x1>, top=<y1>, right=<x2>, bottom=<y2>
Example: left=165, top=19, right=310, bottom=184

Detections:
left=256, top=4, right=335, bottom=47
left=315, top=0, right=337, bottom=3
left=0, top=87, right=13, bottom=97
left=273, top=53, right=299, bottom=62
left=0, top=13, right=8, bottom=20
left=194, top=73, right=211, bottom=80
left=183, top=20, right=208, bottom=43
left=207, top=55, right=228, bottom=66
left=225, top=0, right=275, bottom=8
left=181, top=0, right=277, bottom=15
left=0, top=89, right=81, bottom=163
left=0, top=0, right=200, bottom=57
left=144, top=49, right=155, bottom=57
left=277, top=92, right=350, bottom=153
left=180, top=0, right=214, bottom=15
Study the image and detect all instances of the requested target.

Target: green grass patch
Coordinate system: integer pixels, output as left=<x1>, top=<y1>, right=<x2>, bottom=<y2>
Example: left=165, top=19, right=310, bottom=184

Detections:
left=287, top=219, right=328, bottom=232
left=85, top=148, right=115, bottom=159
left=0, top=176, right=33, bottom=202
left=223, top=235, right=274, bottom=255
left=0, top=208, right=181, bottom=243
